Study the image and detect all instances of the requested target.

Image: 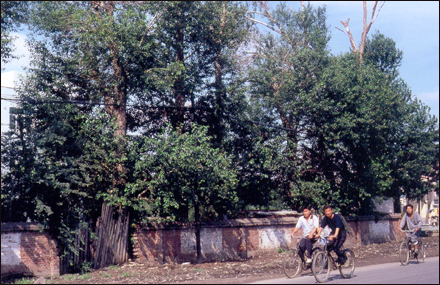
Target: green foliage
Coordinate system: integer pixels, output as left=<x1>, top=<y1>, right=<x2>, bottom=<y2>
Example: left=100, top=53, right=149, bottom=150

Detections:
left=128, top=124, right=238, bottom=223
left=1, top=1, right=28, bottom=67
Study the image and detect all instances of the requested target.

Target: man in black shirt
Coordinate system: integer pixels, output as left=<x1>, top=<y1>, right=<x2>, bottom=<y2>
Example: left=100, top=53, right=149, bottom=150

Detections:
left=316, top=205, right=347, bottom=266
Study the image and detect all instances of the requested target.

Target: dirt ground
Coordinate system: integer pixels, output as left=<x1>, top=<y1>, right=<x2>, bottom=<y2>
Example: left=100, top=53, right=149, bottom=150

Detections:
left=6, top=236, right=440, bottom=284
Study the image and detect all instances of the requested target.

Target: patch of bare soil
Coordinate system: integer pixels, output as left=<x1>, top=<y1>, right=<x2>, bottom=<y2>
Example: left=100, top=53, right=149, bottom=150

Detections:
left=7, top=237, right=440, bottom=284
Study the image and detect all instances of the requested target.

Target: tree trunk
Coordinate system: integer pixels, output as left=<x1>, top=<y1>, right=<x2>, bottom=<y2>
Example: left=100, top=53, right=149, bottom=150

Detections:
left=336, top=1, right=384, bottom=64
left=172, top=15, right=185, bottom=132
left=213, top=2, right=227, bottom=147
left=92, top=1, right=130, bottom=269
left=214, top=55, right=224, bottom=147
left=195, top=199, right=202, bottom=264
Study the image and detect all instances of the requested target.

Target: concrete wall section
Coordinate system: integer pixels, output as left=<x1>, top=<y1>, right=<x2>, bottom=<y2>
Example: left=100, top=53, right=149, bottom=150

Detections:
left=2, top=233, right=21, bottom=266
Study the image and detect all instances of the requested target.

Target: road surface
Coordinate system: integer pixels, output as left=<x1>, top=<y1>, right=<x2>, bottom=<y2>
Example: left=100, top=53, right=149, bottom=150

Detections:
left=250, top=257, right=439, bottom=284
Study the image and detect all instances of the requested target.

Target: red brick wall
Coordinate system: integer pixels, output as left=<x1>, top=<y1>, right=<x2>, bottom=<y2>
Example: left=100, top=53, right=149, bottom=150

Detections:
left=222, top=227, right=245, bottom=259
left=163, top=229, right=181, bottom=262
left=132, top=215, right=406, bottom=265
left=1, top=223, right=60, bottom=278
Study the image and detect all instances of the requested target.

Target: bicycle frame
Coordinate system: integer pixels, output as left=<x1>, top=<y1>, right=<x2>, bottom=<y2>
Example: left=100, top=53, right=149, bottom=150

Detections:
left=399, top=229, right=425, bottom=265
left=312, top=236, right=355, bottom=283
left=294, top=236, right=322, bottom=264
left=283, top=236, right=323, bottom=279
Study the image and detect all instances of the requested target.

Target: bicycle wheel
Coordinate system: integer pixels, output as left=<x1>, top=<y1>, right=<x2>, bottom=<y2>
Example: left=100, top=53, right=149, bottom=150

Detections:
left=312, top=251, right=331, bottom=283
left=399, top=241, right=409, bottom=266
left=283, top=250, right=302, bottom=278
left=302, top=247, right=323, bottom=270
left=417, top=241, right=426, bottom=263
left=339, top=249, right=355, bottom=279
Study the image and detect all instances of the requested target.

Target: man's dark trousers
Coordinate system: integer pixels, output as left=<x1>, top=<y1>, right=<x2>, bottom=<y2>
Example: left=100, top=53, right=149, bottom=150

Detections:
left=327, top=229, right=347, bottom=262
left=298, top=237, right=315, bottom=259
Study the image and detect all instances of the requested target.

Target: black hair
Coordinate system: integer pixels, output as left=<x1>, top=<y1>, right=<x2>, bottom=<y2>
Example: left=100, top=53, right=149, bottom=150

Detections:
left=323, top=205, right=332, bottom=213
left=406, top=204, right=413, bottom=210
left=302, top=205, right=311, bottom=211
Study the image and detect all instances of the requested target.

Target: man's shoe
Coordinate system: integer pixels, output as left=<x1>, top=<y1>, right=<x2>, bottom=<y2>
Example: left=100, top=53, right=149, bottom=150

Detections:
left=336, top=258, right=347, bottom=267
left=306, top=257, right=312, bottom=264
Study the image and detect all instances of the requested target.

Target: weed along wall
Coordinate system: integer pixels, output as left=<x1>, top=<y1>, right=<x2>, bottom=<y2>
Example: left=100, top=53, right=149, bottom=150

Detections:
left=132, top=213, right=406, bottom=265
left=1, top=222, right=60, bottom=279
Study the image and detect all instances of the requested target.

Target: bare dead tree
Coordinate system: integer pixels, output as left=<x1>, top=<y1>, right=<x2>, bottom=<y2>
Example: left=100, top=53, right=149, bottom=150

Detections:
left=336, top=1, right=385, bottom=63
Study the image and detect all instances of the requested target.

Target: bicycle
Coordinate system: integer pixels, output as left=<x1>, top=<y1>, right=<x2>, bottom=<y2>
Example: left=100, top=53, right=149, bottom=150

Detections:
left=311, top=236, right=355, bottom=283
left=283, top=236, right=323, bottom=278
left=399, top=229, right=426, bottom=266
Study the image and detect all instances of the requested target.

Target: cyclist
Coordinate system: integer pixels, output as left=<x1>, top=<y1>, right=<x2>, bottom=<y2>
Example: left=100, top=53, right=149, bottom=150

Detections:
left=315, top=205, right=347, bottom=266
left=400, top=204, right=423, bottom=256
left=291, top=205, right=319, bottom=264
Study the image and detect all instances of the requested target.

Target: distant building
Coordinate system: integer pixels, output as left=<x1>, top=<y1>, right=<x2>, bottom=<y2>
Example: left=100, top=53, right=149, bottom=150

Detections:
left=1, top=70, right=24, bottom=134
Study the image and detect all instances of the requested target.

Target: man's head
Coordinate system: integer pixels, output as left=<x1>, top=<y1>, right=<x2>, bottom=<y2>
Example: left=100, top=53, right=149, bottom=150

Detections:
left=406, top=204, right=414, bottom=215
left=323, top=205, right=333, bottom=218
left=302, top=206, right=312, bottom=218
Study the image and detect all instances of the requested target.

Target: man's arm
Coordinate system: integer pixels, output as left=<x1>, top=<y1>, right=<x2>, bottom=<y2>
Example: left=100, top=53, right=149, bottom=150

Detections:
left=316, top=227, right=323, bottom=238
left=399, top=214, right=406, bottom=229
left=292, top=227, right=299, bottom=235
left=292, top=217, right=303, bottom=235
left=316, top=217, right=327, bottom=238
left=414, top=212, right=423, bottom=231
left=330, top=228, right=340, bottom=241
left=308, top=216, right=319, bottom=239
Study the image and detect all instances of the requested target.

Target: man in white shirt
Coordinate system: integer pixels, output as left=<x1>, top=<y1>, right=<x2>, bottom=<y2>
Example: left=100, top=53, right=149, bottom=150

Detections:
left=292, top=205, right=319, bottom=263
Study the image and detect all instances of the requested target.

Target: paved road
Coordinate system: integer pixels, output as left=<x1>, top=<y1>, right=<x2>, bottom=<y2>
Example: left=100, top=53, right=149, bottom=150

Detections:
left=250, top=257, right=439, bottom=284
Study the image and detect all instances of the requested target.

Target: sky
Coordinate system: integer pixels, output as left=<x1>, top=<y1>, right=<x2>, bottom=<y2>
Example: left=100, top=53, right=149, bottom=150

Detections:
left=1, top=1, right=439, bottom=120
left=287, top=1, right=439, bottom=120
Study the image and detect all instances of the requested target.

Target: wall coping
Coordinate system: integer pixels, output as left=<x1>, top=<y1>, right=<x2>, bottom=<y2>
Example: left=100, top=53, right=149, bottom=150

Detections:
left=138, top=216, right=300, bottom=231
left=345, top=213, right=402, bottom=221
left=1, top=222, right=45, bottom=232
left=137, top=213, right=403, bottom=231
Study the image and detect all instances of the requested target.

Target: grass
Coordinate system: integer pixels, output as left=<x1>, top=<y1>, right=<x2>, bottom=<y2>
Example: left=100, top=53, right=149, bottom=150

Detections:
left=79, top=273, right=90, bottom=280
left=62, top=274, right=75, bottom=281
left=11, top=278, right=34, bottom=284
left=122, top=272, right=131, bottom=277
left=108, top=265, right=119, bottom=270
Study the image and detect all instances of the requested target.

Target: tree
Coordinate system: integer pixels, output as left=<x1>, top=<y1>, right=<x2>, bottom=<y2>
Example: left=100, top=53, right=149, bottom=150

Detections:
left=1, top=80, right=112, bottom=266
left=364, top=31, right=403, bottom=80
left=129, top=124, right=238, bottom=262
left=16, top=0, right=169, bottom=268
left=142, top=1, right=250, bottom=139
left=1, top=1, right=28, bottom=68
left=304, top=53, right=404, bottom=214
left=388, top=89, right=439, bottom=202
left=246, top=1, right=331, bottom=210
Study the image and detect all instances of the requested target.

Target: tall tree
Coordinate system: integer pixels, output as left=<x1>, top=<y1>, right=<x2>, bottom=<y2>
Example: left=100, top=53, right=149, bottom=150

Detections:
left=19, top=0, right=168, bottom=268
left=246, top=1, right=330, bottom=209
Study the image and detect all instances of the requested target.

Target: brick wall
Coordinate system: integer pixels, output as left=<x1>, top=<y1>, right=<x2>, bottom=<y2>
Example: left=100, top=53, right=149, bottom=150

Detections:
left=1, top=223, right=60, bottom=278
left=133, top=214, right=406, bottom=265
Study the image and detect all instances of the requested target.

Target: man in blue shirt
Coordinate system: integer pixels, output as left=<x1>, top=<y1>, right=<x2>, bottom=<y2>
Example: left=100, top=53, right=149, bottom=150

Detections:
left=316, top=205, right=347, bottom=266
